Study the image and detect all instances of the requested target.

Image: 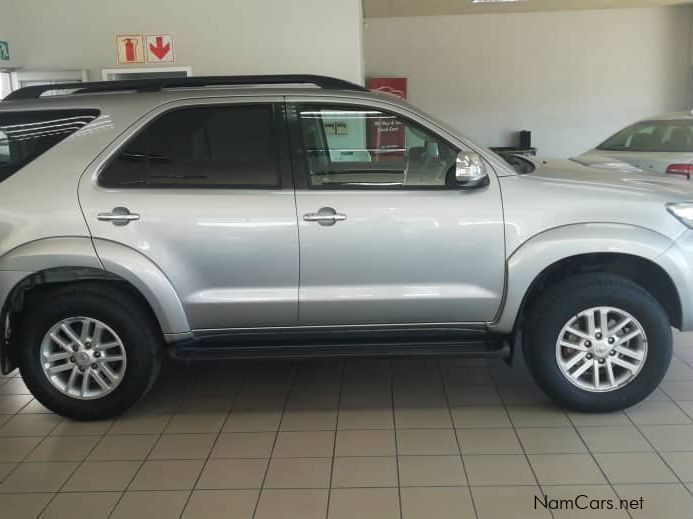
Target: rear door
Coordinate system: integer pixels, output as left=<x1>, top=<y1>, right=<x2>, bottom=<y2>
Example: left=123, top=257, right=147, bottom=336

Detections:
left=79, top=97, right=299, bottom=330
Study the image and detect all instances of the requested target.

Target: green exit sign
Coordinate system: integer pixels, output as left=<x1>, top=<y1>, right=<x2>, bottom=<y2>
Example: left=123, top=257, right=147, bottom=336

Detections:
left=0, top=41, right=9, bottom=61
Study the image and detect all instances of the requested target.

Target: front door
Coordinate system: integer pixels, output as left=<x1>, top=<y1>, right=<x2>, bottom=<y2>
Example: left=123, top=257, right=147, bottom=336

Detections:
left=289, top=100, right=505, bottom=326
left=79, top=98, right=299, bottom=330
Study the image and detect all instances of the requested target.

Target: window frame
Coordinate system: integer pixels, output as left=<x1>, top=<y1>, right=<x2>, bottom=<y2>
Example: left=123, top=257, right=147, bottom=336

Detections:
left=98, top=101, right=291, bottom=190
left=287, top=102, right=461, bottom=191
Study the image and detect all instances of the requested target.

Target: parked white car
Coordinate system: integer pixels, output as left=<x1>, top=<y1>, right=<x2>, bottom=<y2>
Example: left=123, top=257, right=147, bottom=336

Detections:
left=576, top=112, right=693, bottom=178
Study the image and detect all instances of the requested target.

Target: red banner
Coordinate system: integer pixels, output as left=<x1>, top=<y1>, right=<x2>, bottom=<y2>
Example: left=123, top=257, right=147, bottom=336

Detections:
left=367, top=78, right=408, bottom=161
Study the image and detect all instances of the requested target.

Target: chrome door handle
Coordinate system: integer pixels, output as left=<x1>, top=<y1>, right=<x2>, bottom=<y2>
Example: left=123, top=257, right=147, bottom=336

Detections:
left=97, top=207, right=140, bottom=226
left=303, top=207, right=347, bottom=226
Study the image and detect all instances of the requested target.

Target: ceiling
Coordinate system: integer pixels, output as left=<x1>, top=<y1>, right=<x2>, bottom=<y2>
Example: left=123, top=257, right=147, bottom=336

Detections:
left=364, top=0, right=693, bottom=17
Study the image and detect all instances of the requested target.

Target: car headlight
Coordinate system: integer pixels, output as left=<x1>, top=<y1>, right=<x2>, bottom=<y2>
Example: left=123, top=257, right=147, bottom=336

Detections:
left=667, top=202, right=693, bottom=228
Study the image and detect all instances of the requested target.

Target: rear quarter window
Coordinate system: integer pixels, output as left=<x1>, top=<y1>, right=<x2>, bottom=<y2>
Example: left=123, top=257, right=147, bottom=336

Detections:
left=0, top=109, right=100, bottom=182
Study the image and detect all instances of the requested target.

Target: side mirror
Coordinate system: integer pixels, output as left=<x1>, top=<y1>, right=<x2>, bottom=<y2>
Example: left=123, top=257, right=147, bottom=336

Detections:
left=455, top=151, right=489, bottom=189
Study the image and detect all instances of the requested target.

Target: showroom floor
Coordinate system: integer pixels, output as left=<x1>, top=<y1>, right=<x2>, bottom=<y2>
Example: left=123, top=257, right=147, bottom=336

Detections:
left=1, top=335, right=693, bottom=519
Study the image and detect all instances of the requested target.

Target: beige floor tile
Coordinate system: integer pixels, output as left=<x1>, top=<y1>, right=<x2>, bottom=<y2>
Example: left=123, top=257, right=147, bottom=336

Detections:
left=541, top=485, right=629, bottom=519
left=210, top=432, right=275, bottom=458
left=334, top=429, right=395, bottom=457
left=661, top=380, right=693, bottom=400
left=458, top=428, right=522, bottom=455
left=223, top=409, right=282, bottom=432
left=165, top=412, right=228, bottom=434
left=595, top=452, right=677, bottom=484
left=0, top=461, right=78, bottom=492
left=338, top=408, right=393, bottom=430
left=0, top=437, right=43, bottom=462
left=507, top=405, right=571, bottom=427
left=110, top=490, right=190, bottom=519
left=182, top=489, right=259, bottom=519
left=397, top=429, right=459, bottom=455
left=529, top=454, right=606, bottom=485
left=451, top=406, right=511, bottom=428
left=625, top=401, right=692, bottom=425
left=677, top=400, right=693, bottom=420
left=445, top=385, right=502, bottom=406
left=88, top=434, right=157, bottom=461
left=472, top=486, right=551, bottom=519
left=109, top=412, right=172, bottom=435
left=0, top=461, right=15, bottom=480
left=51, top=419, right=113, bottom=436
left=465, top=454, right=535, bottom=486
left=328, top=488, right=399, bottom=519
left=577, top=426, right=652, bottom=453
left=0, top=414, right=62, bottom=436
left=639, top=424, right=693, bottom=451
left=441, top=366, right=493, bottom=385
left=661, top=451, right=693, bottom=482
left=63, top=460, right=139, bottom=491
left=332, top=456, right=397, bottom=487
left=273, top=430, right=334, bottom=457
left=567, top=411, right=631, bottom=427
left=264, top=457, right=331, bottom=488
left=614, top=483, right=693, bottom=519
left=281, top=409, right=337, bottom=431
left=395, top=406, right=453, bottom=429
left=26, top=435, right=101, bottom=462
left=150, top=433, right=216, bottom=460
left=398, top=455, right=466, bottom=486
left=0, top=492, right=53, bottom=519
left=498, top=384, right=552, bottom=405
left=129, top=459, right=203, bottom=490
left=41, top=492, right=120, bottom=519
left=0, top=395, right=33, bottom=414
left=401, top=486, right=476, bottom=519
left=255, top=489, right=327, bottom=519
left=516, top=427, right=587, bottom=454
left=0, top=378, right=30, bottom=395
left=196, top=458, right=268, bottom=489
left=18, top=399, right=52, bottom=414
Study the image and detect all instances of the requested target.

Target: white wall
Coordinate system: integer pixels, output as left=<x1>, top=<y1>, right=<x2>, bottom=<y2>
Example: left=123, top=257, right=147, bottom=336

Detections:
left=365, top=7, right=692, bottom=157
left=5, top=0, right=364, bottom=84
left=0, top=1, right=22, bottom=69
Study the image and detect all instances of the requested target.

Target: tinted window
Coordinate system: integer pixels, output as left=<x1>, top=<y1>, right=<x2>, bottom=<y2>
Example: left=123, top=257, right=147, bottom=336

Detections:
left=100, top=105, right=280, bottom=188
left=597, top=120, right=693, bottom=152
left=0, top=110, right=99, bottom=182
left=298, top=105, right=458, bottom=188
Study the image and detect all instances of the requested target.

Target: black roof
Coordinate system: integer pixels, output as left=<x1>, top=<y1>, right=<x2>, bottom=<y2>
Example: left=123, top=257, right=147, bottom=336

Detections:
left=4, top=74, right=368, bottom=101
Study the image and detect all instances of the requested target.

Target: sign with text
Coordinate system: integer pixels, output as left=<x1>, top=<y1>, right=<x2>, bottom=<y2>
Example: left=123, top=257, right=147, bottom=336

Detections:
left=367, top=78, right=408, bottom=161
left=116, top=34, right=144, bottom=64
left=145, top=34, right=174, bottom=63
left=0, top=41, right=9, bottom=61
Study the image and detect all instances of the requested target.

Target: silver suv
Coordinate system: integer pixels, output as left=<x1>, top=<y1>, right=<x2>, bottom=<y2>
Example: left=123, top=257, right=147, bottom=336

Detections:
left=1, top=75, right=692, bottom=420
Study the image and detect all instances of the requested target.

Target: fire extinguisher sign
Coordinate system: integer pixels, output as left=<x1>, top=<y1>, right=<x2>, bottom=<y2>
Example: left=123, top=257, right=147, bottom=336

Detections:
left=116, top=34, right=145, bottom=64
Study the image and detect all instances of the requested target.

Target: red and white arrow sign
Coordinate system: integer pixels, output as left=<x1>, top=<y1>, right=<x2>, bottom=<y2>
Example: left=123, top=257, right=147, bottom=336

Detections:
left=145, top=34, right=174, bottom=63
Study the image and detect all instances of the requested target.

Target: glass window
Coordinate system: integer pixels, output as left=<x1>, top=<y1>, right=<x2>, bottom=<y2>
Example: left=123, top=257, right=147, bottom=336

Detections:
left=100, top=105, right=280, bottom=188
left=0, top=110, right=99, bottom=183
left=597, top=120, right=693, bottom=152
left=298, top=105, right=458, bottom=188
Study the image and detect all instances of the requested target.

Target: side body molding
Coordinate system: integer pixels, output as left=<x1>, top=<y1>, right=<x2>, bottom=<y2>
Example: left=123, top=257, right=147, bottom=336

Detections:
left=92, top=239, right=190, bottom=335
left=490, top=223, right=682, bottom=334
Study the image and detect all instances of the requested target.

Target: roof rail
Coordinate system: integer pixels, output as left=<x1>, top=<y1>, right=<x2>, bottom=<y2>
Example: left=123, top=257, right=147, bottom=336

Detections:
left=4, top=74, right=369, bottom=101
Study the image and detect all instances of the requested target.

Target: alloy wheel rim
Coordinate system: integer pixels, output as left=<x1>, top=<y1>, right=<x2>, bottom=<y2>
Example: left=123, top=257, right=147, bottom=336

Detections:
left=40, top=316, right=127, bottom=400
left=555, top=306, right=647, bottom=393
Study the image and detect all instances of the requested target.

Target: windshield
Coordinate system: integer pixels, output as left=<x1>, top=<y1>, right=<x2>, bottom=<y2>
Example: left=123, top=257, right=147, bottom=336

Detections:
left=597, top=120, right=693, bottom=152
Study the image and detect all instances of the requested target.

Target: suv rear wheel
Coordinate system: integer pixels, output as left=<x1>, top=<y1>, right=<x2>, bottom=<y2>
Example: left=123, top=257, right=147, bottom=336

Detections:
left=523, top=273, right=672, bottom=412
left=17, top=283, right=163, bottom=420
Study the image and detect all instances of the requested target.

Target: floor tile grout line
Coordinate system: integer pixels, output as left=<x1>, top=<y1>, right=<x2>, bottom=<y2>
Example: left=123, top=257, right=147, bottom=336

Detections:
left=177, top=364, right=250, bottom=519
left=621, top=406, right=693, bottom=500
left=250, top=363, right=298, bottom=519
left=325, top=360, right=345, bottom=519
left=390, top=360, right=405, bottom=519
left=565, top=413, right=635, bottom=519
left=437, top=359, right=480, bottom=519
left=105, top=370, right=195, bottom=519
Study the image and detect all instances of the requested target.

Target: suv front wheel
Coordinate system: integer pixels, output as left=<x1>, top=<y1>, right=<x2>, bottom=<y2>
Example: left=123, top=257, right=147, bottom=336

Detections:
left=523, top=273, right=672, bottom=412
left=17, top=283, right=163, bottom=420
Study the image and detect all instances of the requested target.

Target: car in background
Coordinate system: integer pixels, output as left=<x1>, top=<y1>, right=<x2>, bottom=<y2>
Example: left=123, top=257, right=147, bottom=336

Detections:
left=576, top=112, right=693, bottom=178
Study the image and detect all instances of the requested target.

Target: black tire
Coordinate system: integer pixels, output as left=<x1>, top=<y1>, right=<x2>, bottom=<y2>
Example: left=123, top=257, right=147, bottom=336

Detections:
left=523, top=273, right=672, bottom=412
left=17, top=283, right=163, bottom=420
